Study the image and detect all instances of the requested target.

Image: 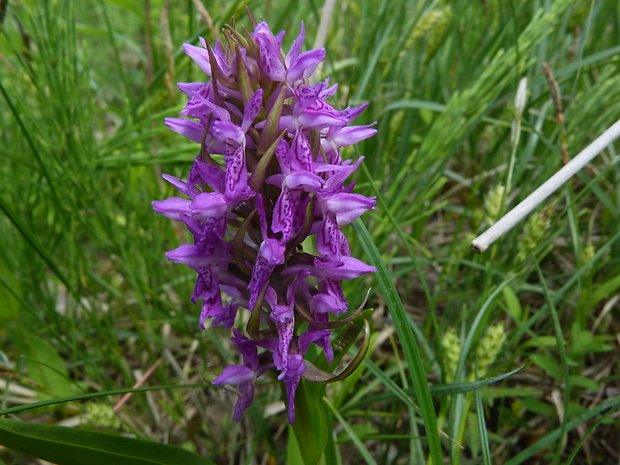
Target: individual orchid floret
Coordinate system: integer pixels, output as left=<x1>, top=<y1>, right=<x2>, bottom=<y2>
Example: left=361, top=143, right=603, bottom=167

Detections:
left=152, top=13, right=377, bottom=424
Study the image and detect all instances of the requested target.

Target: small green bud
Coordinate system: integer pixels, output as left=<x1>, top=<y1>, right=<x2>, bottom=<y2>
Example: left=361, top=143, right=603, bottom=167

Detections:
left=484, top=184, right=506, bottom=223
left=581, top=242, right=595, bottom=266
left=83, top=403, right=122, bottom=430
left=516, top=205, right=552, bottom=262
left=475, top=321, right=506, bottom=378
left=426, top=6, right=452, bottom=60
left=441, top=327, right=462, bottom=383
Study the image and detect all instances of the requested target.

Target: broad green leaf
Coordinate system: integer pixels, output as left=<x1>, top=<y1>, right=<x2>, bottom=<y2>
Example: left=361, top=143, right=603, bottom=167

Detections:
left=568, top=375, right=599, bottom=392
left=522, top=397, right=555, bottom=417
left=502, top=286, right=522, bottom=321
left=0, top=271, right=20, bottom=321
left=291, top=380, right=328, bottom=465
left=520, top=335, right=559, bottom=349
left=591, top=274, right=620, bottom=308
left=569, top=322, right=613, bottom=359
left=286, top=426, right=305, bottom=465
left=25, top=338, right=75, bottom=399
left=0, top=418, right=213, bottom=465
left=532, top=354, right=562, bottom=382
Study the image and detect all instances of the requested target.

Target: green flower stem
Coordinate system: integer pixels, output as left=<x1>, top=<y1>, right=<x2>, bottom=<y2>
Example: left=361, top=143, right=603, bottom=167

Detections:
left=289, top=380, right=329, bottom=465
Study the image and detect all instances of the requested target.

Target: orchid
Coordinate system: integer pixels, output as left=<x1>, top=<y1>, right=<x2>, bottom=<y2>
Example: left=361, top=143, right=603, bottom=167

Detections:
left=153, top=13, right=377, bottom=424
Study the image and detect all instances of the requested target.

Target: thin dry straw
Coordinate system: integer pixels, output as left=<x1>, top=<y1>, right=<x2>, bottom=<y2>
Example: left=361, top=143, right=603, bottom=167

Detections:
left=313, top=0, right=337, bottom=50
left=114, top=358, right=163, bottom=412
left=472, top=118, right=620, bottom=253
left=310, top=0, right=337, bottom=84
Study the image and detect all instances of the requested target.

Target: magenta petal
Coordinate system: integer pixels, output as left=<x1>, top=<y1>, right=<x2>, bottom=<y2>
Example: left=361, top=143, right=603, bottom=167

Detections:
left=166, top=243, right=212, bottom=270
left=152, top=197, right=192, bottom=221
left=272, top=188, right=302, bottom=240
left=315, top=256, right=377, bottom=279
left=253, top=22, right=287, bottom=81
left=232, top=381, right=255, bottom=421
left=188, top=159, right=226, bottom=193
left=231, top=328, right=260, bottom=370
left=241, top=89, right=264, bottom=132
left=286, top=353, right=305, bottom=377
left=199, top=293, right=224, bottom=330
left=274, top=319, right=294, bottom=374
left=211, top=120, right=245, bottom=145
left=287, top=48, right=325, bottom=83
left=285, top=171, right=323, bottom=191
left=299, top=329, right=331, bottom=354
left=260, top=239, right=285, bottom=265
left=223, top=144, right=251, bottom=202
left=285, top=21, right=305, bottom=66
left=292, top=130, right=313, bottom=170
left=317, top=215, right=345, bottom=259
left=212, top=301, right=238, bottom=328
left=162, top=174, right=196, bottom=198
left=181, top=90, right=230, bottom=122
left=248, top=257, right=275, bottom=310
left=177, top=81, right=203, bottom=96
left=191, top=192, right=229, bottom=217
left=333, top=125, right=378, bottom=147
left=323, top=192, right=376, bottom=225
left=266, top=173, right=285, bottom=188
left=283, top=354, right=305, bottom=424
left=297, top=105, right=348, bottom=129
left=164, top=117, right=204, bottom=143
left=213, top=364, right=255, bottom=385
left=311, top=290, right=348, bottom=314
left=191, top=266, right=219, bottom=304
left=183, top=43, right=213, bottom=76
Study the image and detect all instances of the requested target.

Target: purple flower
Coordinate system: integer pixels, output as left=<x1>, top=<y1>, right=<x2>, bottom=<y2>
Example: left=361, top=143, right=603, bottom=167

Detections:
left=153, top=16, right=377, bottom=424
left=213, top=329, right=272, bottom=420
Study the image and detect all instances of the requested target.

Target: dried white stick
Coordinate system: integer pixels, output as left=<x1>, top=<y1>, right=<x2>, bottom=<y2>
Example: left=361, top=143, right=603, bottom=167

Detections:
left=310, top=0, right=337, bottom=84
left=313, top=0, right=337, bottom=51
left=472, top=118, right=620, bottom=253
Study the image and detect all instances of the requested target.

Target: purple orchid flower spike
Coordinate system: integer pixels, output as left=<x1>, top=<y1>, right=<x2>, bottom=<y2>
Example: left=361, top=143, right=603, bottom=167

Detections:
left=152, top=13, right=377, bottom=424
left=212, top=329, right=271, bottom=420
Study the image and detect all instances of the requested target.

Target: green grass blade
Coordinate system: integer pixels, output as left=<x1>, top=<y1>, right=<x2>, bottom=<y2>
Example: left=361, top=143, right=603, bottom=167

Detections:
left=563, top=402, right=620, bottom=465
left=352, top=219, right=442, bottom=464
left=535, top=262, right=570, bottom=465
left=324, top=398, right=377, bottom=465
left=0, top=384, right=204, bottom=416
left=474, top=387, right=492, bottom=465
left=504, top=395, right=620, bottom=465
left=349, top=362, right=531, bottom=410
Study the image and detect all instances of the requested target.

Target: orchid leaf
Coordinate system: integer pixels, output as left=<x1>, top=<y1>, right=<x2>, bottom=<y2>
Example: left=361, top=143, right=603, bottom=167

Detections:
left=24, top=338, right=75, bottom=400
left=0, top=418, right=213, bottom=465
left=290, top=380, right=328, bottom=465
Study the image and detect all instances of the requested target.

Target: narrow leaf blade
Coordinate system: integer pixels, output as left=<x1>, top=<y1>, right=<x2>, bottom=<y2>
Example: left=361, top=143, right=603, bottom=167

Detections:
left=0, top=418, right=212, bottom=465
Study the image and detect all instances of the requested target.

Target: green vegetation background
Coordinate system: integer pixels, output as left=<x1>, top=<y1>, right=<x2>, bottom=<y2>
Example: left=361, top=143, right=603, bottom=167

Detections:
left=1, top=0, right=619, bottom=463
